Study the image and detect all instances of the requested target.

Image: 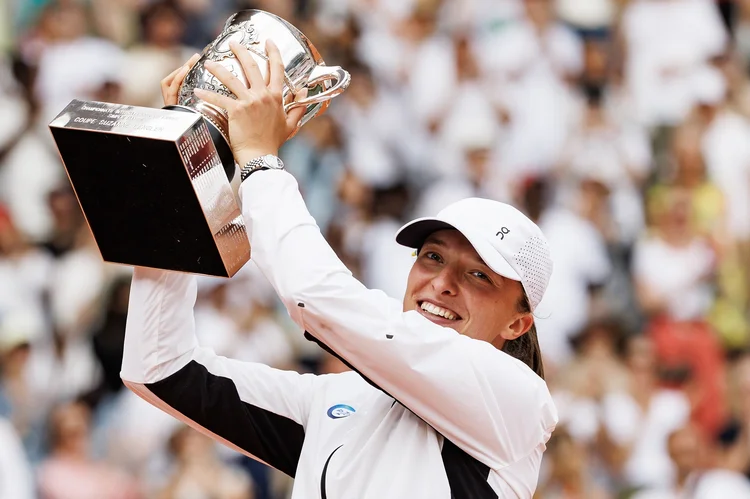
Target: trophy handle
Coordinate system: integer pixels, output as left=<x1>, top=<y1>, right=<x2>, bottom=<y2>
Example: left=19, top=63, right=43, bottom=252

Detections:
left=284, top=66, right=351, bottom=112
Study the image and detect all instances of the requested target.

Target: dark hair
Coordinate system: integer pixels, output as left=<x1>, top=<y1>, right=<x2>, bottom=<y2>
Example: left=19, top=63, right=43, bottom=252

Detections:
left=502, top=292, right=545, bottom=379
left=139, top=0, right=185, bottom=35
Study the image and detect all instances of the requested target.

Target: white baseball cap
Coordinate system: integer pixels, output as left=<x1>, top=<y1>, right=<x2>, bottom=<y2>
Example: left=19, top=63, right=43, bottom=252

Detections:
left=395, top=198, right=553, bottom=311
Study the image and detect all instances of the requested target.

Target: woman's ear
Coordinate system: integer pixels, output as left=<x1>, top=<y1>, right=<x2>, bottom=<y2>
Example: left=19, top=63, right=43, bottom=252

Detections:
left=500, top=314, right=534, bottom=341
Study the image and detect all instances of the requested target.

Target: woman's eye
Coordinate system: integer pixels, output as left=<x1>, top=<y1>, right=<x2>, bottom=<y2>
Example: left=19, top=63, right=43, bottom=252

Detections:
left=472, top=271, right=490, bottom=282
left=423, top=251, right=442, bottom=262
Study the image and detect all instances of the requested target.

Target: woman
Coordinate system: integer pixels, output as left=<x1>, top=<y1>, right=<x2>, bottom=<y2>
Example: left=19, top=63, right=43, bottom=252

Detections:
left=121, top=41, right=557, bottom=498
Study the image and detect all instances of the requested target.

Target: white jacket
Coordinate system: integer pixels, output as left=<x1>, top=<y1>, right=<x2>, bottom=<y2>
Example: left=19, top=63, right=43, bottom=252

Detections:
left=121, top=170, right=558, bottom=498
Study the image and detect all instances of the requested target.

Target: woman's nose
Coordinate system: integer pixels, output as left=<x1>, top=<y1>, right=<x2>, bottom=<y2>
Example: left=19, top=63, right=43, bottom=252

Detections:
left=430, top=267, right=458, bottom=296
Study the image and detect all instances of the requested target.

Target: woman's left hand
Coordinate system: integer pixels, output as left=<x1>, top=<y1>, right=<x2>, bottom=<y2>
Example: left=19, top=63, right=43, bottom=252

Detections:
left=194, top=39, right=307, bottom=166
left=161, top=53, right=201, bottom=107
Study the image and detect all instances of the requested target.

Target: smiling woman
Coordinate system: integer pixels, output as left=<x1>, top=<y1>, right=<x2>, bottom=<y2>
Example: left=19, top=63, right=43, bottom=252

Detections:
left=121, top=42, right=558, bottom=499
left=406, top=231, right=533, bottom=348
left=398, top=200, right=550, bottom=380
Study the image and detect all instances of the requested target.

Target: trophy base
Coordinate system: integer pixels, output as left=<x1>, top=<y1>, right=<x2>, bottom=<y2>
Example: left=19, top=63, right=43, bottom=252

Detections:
left=163, top=105, right=236, bottom=182
left=49, top=100, right=250, bottom=277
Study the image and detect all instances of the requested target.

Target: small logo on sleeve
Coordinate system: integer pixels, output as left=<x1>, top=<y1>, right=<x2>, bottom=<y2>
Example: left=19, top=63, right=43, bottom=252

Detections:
left=327, top=404, right=356, bottom=419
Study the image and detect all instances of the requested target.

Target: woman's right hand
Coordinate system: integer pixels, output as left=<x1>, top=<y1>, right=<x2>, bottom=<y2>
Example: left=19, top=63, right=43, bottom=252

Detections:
left=161, top=53, right=201, bottom=107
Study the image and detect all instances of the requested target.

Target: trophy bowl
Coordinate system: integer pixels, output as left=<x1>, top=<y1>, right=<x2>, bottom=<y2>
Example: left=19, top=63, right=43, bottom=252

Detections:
left=166, top=9, right=351, bottom=181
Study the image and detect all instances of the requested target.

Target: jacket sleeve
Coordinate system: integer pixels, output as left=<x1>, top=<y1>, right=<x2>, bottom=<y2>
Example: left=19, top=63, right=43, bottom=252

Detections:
left=240, top=170, right=558, bottom=471
left=120, top=266, right=317, bottom=477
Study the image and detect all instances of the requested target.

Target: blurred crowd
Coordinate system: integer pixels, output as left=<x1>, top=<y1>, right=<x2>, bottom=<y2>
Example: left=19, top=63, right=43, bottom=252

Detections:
left=1, top=0, right=750, bottom=497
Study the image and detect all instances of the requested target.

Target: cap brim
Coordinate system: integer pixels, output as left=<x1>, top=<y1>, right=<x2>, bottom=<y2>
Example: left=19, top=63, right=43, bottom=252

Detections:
left=396, top=218, right=521, bottom=282
left=395, top=218, right=456, bottom=248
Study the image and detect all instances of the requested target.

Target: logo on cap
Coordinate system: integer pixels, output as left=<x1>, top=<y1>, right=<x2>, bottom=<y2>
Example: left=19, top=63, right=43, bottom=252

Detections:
left=496, top=227, right=510, bottom=239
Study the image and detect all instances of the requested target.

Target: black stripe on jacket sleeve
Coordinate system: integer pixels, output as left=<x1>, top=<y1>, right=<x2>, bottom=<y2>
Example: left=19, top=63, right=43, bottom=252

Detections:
left=442, top=439, right=497, bottom=499
left=144, top=360, right=305, bottom=477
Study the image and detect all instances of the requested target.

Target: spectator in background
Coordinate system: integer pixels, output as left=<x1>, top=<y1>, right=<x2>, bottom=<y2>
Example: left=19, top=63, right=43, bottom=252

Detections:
left=281, top=113, right=346, bottom=234
left=692, top=421, right=750, bottom=497
left=0, top=415, right=35, bottom=499
left=634, top=187, right=716, bottom=324
left=193, top=273, right=294, bottom=368
left=535, top=427, right=613, bottom=499
left=532, top=176, right=612, bottom=369
left=0, top=53, right=63, bottom=241
left=661, top=123, right=749, bottom=350
left=4, top=186, right=105, bottom=434
left=120, top=1, right=198, bottom=108
left=30, top=1, right=125, bottom=124
left=81, top=276, right=132, bottom=411
left=631, top=424, right=705, bottom=499
left=357, top=181, right=415, bottom=300
left=331, top=62, right=423, bottom=190
left=158, top=425, right=253, bottom=499
left=0, top=204, right=49, bottom=331
left=634, top=422, right=750, bottom=499
left=659, top=125, right=726, bottom=246
left=621, top=0, right=728, bottom=127
left=478, top=0, right=583, bottom=190
left=553, top=319, right=629, bottom=444
left=598, top=335, right=691, bottom=491
left=40, top=186, right=108, bottom=341
left=429, top=33, right=502, bottom=182
left=697, top=64, right=750, bottom=346
left=37, top=401, right=141, bottom=499
left=412, top=32, right=506, bottom=218
left=556, top=84, right=652, bottom=245
left=635, top=186, right=727, bottom=436
left=0, top=308, right=46, bottom=462
left=325, top=175, right=415, bottom=301
left=555, top=0, right=616, bottom=39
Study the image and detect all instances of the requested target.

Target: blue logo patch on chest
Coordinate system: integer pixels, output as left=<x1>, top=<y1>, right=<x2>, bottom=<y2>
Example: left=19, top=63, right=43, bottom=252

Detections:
left=327, top=404, right=356, bottom=419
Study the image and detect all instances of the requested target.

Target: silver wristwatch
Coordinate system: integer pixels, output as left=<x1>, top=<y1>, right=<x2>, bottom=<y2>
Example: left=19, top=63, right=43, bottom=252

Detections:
left=240, top=154, right=285, bottom=182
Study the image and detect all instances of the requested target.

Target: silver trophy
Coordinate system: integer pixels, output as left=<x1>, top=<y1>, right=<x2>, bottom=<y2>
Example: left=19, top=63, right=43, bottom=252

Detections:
left=48, top=10, right=350, bottom=277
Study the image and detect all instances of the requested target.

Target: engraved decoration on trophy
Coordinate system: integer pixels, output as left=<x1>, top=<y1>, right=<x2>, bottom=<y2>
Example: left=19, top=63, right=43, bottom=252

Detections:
left=167, top=10, right=352, bottom=181
left=47, top=10, right=351, bottom=278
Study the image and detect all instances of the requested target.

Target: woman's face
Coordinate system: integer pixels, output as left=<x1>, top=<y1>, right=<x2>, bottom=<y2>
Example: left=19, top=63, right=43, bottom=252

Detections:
left=51, top=403, right=90, bottom=454
left=625, top=336, right=655, bottom=372
left=403, top=230, right=532, bottom=348
left=663, top=189, right=693, bottom=232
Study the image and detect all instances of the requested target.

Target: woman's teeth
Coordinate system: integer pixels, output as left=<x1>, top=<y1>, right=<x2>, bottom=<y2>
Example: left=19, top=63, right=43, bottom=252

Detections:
left=420, top=302, right=458, bottom=320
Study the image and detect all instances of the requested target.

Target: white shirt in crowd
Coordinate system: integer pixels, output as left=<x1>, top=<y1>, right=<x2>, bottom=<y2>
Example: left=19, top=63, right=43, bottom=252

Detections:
left=0, top=65, right=63, bottom=240
left=632, top=235, right=715, bottom=321
left=535, top=207, right=611, bottom=367
left=693, top=470, right=750, bottom=498
left=633, top=469, right=750, bottom=499
left=701, top=110, right=750, bottom=241
left=559, top=101, right=653, bottom=243
left=555, top=0, right=616, bottom=30
left=0, top=417, right=35, bottom=499
left=34, top=36, right=124, bottom=124
left=622, top=0, right=728, bottom=127
left=359, top=217, right=416, bottom=302
left=477, top=16, right=582, bottom=181
left=602, top=389, right=691, bottom=490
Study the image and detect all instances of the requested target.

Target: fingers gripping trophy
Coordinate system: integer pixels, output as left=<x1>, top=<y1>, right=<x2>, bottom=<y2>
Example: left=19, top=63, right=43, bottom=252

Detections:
left=48, top=10, right=350, bottom=277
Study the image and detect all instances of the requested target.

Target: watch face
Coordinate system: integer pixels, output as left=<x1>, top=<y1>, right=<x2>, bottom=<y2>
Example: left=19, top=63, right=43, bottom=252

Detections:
left=241, top=155, right=283, bottom=181
left=263, top=154, right=283, bottom=169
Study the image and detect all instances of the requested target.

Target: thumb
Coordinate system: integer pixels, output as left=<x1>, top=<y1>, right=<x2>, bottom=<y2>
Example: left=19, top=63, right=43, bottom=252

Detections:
left=285, top=88, right=308, bottom=137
